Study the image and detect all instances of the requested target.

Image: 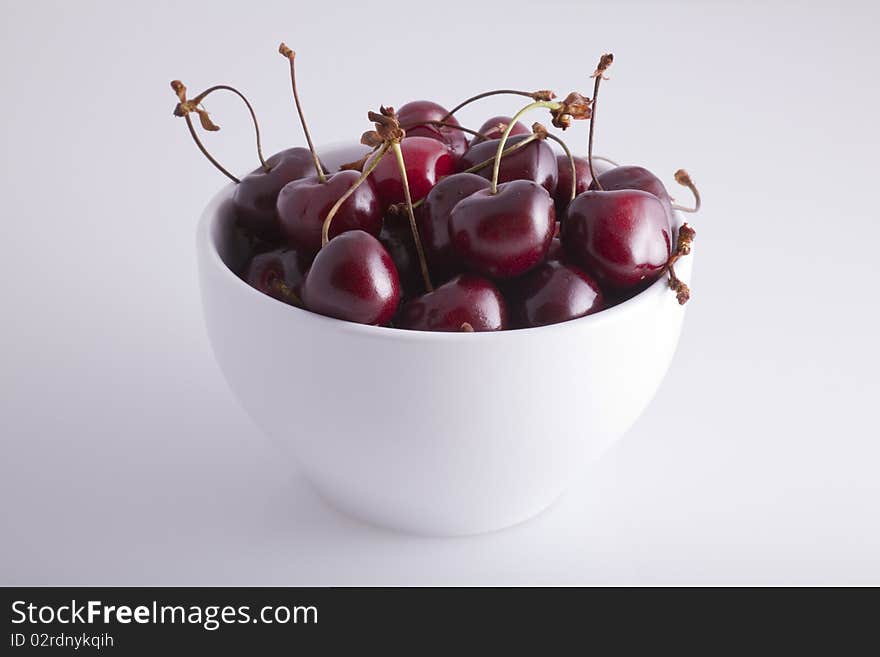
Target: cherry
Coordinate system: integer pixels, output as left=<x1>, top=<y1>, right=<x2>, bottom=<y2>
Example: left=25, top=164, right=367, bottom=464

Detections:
left=364, top=136, right=456, bottom=208
left=457, top=135, right=558, bottom=195
left=379, top=211, right=425, bottom=300
left=472, top=115, right=529, bottom=143
left=397, top=100, right=468, bottom=158
left=276, top=170, right=382, bottom=256
left=243, top=247, right=310, bottom=304
left=233, top=147, right=317, bottom=240
left=555, top=154, right=613, bottom=217
left=592, top=164, right=673, bottom=228
left=302, top=230, right=400, bottom=325
left=546, top=234, right=564, bottom=262
left=561, top=54, right=672, bottom=294
left=398, top=274, right=507, bottom=331
left=507, top=260, right=604, bottom=328
left=418, top=172, right=490, bottom=282
left=449, top=179, right=556, bottom=279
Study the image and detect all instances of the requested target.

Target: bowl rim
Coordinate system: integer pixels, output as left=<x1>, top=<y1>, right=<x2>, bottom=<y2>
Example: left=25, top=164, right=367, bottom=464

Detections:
left=198, top=162, right=690, bottom=342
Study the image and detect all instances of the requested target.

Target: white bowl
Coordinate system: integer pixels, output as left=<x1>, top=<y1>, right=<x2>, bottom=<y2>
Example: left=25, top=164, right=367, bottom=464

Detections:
left=196, top=144, right=693, bottom=536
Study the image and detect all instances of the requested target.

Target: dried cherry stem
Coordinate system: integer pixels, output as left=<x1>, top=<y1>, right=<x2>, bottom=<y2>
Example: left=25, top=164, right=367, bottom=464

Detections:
left=460, top=322, right=475, bottom=332
left=279, top=43, right=326, bottom=182
left=402, top=120, right=488, bottom=141
left=671, top=169, right=701, bottom=213
left=665, top=223, right=695, bottom=305
left=391, top=141, right=434, bottom=292
left=170, top=80, right=268, bottom=184
left=491, top=101, right=559, bottom=193
left=321, top=142, right=390, bottom=247
left=587, top=53, right=614, bottom=190
left=443, top=89, right=556, bottom=120
left=542, top=129, right=577, bottom=201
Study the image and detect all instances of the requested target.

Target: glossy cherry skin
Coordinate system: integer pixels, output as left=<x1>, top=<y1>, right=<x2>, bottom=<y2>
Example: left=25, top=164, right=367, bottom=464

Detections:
left=243, top=247, right=310, bottom=303
left=457, top=135, right=558, bottom=196
left=233, top=147, right=318, bottom=241
left=449, top=179, right=556, bottom=279
left=398, top=274, right=507, bottom=332
left=554, top=155, right=614, bottom=216
left=379, top=212, right=425, bottom=301
left=397, top=101, right=468, bottom=158
left=418, top=173, right=490, bottom=282
left=594, top=165, right=673, bottom=229
left=276, top=170, right=382, bottom=257
left=365, top=137, right=457, bottom=208
left=471, top=115, right=529, bottom=144
left=507, top=261, right=604, bottom=328
left=302, top=230, right=400, bottom=325
left=561, top=189, right=671, bottom=293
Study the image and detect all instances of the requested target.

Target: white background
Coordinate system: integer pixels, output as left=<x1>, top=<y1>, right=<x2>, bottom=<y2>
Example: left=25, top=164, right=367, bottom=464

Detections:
left=1, top=0, right=878, bottom=585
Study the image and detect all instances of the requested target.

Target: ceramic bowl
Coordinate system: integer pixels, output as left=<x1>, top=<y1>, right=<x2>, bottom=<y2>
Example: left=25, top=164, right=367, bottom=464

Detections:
left=196, top=144, right=693, bottom=535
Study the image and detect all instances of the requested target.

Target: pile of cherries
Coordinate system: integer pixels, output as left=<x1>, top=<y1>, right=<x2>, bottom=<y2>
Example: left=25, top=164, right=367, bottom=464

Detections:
left=172, top=48, right=700, bottom=331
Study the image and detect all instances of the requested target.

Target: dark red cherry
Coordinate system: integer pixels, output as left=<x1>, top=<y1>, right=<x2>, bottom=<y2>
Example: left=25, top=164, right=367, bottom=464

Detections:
left=472, top=115, right=530, bottom=144
left=398, top=274, right=507, bottom=332
left=554, top=155, right=614, bottom=216
left=243, top=247, right=310, bottom=303
left=418, top=173, right=490, bottom=282
left=593, top=165, right=673, bottom=228
left=302, top=231, right=400, bottom=325
left=397, top=100, right=468, bottom=158
left=365, top=137, right=457, bottom=208
left=449, top=179, right=555, bottom=279
left=507, top=261, right=604, bottom=328
left=457, top=135, right=558, bottom=196
left=379, top=212, right=425, bottom=300
left=277, top=170, right=382, bottom=257
left=546, top=235, right=564, bottom=262
left=561, top=189, right=671, bottom=293
left=233, top=147, right=319, bottom=241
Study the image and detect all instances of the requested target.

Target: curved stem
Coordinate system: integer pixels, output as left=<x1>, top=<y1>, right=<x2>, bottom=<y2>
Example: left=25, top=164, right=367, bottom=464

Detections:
left=670, top=169, right=701, bottom=213
left=443, top=89, right=543, bottom=120
left=321, top=143, right=390, bottom=247
left=280, top=45, right=325, bottom=182
left=491, top=101, right=559, bottom=193
left=586, top=74, right=604, bottom=189
left=391, top=141, right=433, bottom=292
left=402, top=120, right=488, bottom=141
left=182, top=113, right=240, bottom=183
left=191, top=85, right=268, bottom=171
left=460, top=133, right=540, bottom=176
left=592, top=154, right=620, bottom=167
left=544, top=132, right=577, bottom=202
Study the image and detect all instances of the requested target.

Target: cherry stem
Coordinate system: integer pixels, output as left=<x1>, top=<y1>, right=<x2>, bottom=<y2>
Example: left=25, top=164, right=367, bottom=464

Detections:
left=402, top=120, right=488, bottom=141
left=671, top=169, right=701, bottom=213
left=461, top=133, right=540, bottom=175
left=321, top=142, right=390, bottom=247
left=391, top=141, right=434, bottom=292
left=192, top=85, right=269, bottom=172
left=181, top=112, right=240, bottom=184
left=587, top=75, right=605, bottom=190
left=271, top=279, right=303, bottom=307
left=665, top=223, right=695, bottom=305
left=279, top=43, right=325, bottom=183
left=491, top=100, right=559, bottom=193
left=443, top=89, right=550, bottom=120
left=543, top=132, right=577, bottom=201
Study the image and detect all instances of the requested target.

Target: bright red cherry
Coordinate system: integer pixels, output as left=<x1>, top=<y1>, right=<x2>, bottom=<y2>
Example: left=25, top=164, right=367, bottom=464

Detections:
left=561, top=189, right=671, bottom=293
left=365, top=136, right=457, bottom=208
left=243, top=247, right=310, bottom=304
left=397, top=101, right=468, bottom=158
left=233, top=147, right=318, bottom=240
left=398, top=274, right=507, bottom=331
left=303, top=231, right=400, bottom=325
left=555, top=155, right=614, bottom=216
left=449, top=179, right=555, bottom=279
left=472, top=115, right=529, bottom=144
left=277, top=171, right=382, bottom=257
left=457, top=135, right=558, bottom=196
left=418, top=173, right=490, bottom=283
left=507, top=261, right=604, bottom=328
